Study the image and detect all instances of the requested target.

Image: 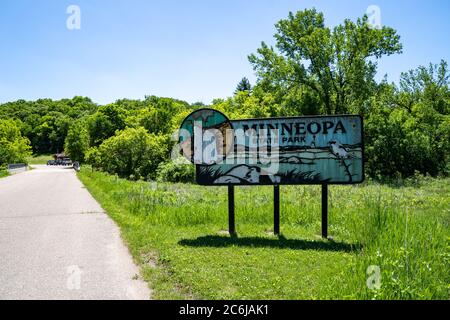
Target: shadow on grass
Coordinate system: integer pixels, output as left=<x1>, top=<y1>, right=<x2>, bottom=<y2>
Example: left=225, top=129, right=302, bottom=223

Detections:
left=178, top=235, right=361, bottom=253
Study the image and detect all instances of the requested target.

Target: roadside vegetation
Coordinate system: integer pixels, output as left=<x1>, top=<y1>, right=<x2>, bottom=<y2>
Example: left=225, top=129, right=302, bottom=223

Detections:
left=0, top=119, right=32, bottom=167
left=0, top=169, right=9, bottom=178
left=79, top=168, right=449, bottom=299
left=26, top=154, right=54, bottom=165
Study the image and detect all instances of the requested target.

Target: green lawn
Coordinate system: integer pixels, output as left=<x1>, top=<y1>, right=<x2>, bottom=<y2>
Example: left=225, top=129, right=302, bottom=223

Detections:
left=26, top=154, right=53, bottom=165
left=78, top=168, right=450, bottom=300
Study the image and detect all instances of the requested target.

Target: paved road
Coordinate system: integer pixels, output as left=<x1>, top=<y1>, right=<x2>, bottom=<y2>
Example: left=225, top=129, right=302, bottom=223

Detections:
left=0, top=165, right=151, bottom=300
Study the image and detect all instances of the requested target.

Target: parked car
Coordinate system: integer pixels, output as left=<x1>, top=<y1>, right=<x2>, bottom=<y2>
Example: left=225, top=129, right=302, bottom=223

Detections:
left=62, top=159, right=73, bottom=166
left=48, top=157, right=72, bottom=166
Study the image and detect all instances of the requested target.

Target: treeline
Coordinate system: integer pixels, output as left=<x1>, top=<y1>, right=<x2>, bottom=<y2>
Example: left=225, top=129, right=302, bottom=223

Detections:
left=1, top=9, right=449, bottom=181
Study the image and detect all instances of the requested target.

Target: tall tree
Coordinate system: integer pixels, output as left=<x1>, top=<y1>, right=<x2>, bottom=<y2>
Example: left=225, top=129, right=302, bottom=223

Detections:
left=87, top=104, right=127, bottom=146
left=249, top=8, right=403, bottom=115
left=235, top=77, right=252, bottom=94
left=398, top=60, right=449, bottom=114
left=64, top=121, right=90, bottom=162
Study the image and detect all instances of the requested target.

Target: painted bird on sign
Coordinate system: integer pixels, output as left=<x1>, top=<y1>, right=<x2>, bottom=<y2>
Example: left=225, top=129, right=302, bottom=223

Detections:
left=329, top=140, right=354, bottom=159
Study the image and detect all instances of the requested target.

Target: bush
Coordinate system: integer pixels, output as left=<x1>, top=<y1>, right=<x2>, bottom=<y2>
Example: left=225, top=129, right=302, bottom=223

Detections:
left=87, top=127, right=169, bottom=180
left=0, top=119, right=32, bottom=166
left=365, top=105, right=450, bottom=179
left=156, top=159, right=195, bottom=183
left=85, top=147, right=102, bottom=169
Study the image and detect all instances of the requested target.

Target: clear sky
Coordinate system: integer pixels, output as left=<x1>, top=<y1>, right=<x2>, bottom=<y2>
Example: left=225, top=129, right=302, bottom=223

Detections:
left=1, top=0, right=449, bottom=105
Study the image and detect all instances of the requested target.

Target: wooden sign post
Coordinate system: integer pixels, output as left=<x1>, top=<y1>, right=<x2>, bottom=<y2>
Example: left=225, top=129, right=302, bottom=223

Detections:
left=274, top=186, right=280, bottom=236
left=228, top=186, right=236, bottom=236
left=322, top=184, right=328, bottom=239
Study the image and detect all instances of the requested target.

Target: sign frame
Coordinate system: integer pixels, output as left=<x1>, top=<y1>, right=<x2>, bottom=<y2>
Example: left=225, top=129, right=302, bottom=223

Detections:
left=192, top=112, right=365, bottom=186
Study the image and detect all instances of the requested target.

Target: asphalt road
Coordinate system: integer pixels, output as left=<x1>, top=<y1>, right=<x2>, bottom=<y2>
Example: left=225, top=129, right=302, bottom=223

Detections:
left=0, top=165, right=151, bottom=300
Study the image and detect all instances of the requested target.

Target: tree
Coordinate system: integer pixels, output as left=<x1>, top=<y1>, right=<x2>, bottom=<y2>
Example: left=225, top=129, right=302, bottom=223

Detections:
left=0, top=119, right=32, bottom=166
left=235, top=77, right=252, bottom=94
left=395, top=61, right=450, bottom=176
left=0, top=97, right=97, bottom=154
left=87, top=104, right=127, bottom=146
left=249, top=8, right=403, bottom=115
left=364, top=70, right=450, bottom=178
left=211, top=92, right=272, bottom=120
left=398, top=60, right=449, bottom=114
left=64, top=121, right=90, bottom=162
left=27, top=112, right=71, bottom=153
left=125, top=96, right=192, bottom=135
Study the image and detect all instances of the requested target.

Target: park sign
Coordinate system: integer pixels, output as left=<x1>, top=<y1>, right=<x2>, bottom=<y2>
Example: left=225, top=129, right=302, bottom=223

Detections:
left=179, top=109, right=364, bottom=186
left=178, top=109, right=364, bottom=238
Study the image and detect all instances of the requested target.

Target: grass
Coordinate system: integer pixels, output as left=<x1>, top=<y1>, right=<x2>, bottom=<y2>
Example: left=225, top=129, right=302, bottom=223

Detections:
left=78, top=168, right=450, bottom=300
left=0, top=170, right=9, bottom=178
left=26, top=154, right=53, bottom=165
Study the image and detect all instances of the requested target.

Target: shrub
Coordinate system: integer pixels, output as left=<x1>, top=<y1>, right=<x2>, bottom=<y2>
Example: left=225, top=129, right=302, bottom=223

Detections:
left=365, top=105, right=449, bottom=179
left=85, top=147, right=102, bottom=169
left=0, top=119, right=32, bottom=166
left=88, top=127, right=169, bottom=180
left=156, top=159, right=195, bottom=183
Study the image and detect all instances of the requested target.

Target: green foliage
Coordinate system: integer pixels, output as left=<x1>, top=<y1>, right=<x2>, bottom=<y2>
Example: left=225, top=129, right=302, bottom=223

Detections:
left=156, top=159, right=195, bottom=183
left=85, top=147, right=102, bottom=170
left=64, top=121, right=90, bottom=162
left=399, top=60, right=450, bottom=115
left=87, top=104, right=127, bottom=146
left=211, top=92, right=273, bottom=120
left=0, top=169, right=9, bottom=178
left=235, top=77, right=252, bottom=94
left=88, top=127, right=169, bottom=180
left=0, top=97, right=97, bottom=154
left=249, top=8, right=402, bottom=115
left=365, top=62, right=450, bottom=179
left=0, top=119, right=32, bottom=166
left=125, top=95, right=192, bottom=135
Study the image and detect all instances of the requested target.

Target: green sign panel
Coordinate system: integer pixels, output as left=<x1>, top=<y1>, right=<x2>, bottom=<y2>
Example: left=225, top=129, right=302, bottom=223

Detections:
left=179, top=109, right=364, bottom=186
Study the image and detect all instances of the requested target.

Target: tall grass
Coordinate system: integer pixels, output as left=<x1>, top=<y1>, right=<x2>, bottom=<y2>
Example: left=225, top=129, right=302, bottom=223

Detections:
left=26, top=154, right=53, bottom=165
left=0, top=169, right=9, bottom=178
left=79, top=169, right=449, bottom=299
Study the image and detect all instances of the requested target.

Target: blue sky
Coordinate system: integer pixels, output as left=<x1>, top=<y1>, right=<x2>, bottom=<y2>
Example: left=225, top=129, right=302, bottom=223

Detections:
left=0, top=0, right=449, bottom=105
